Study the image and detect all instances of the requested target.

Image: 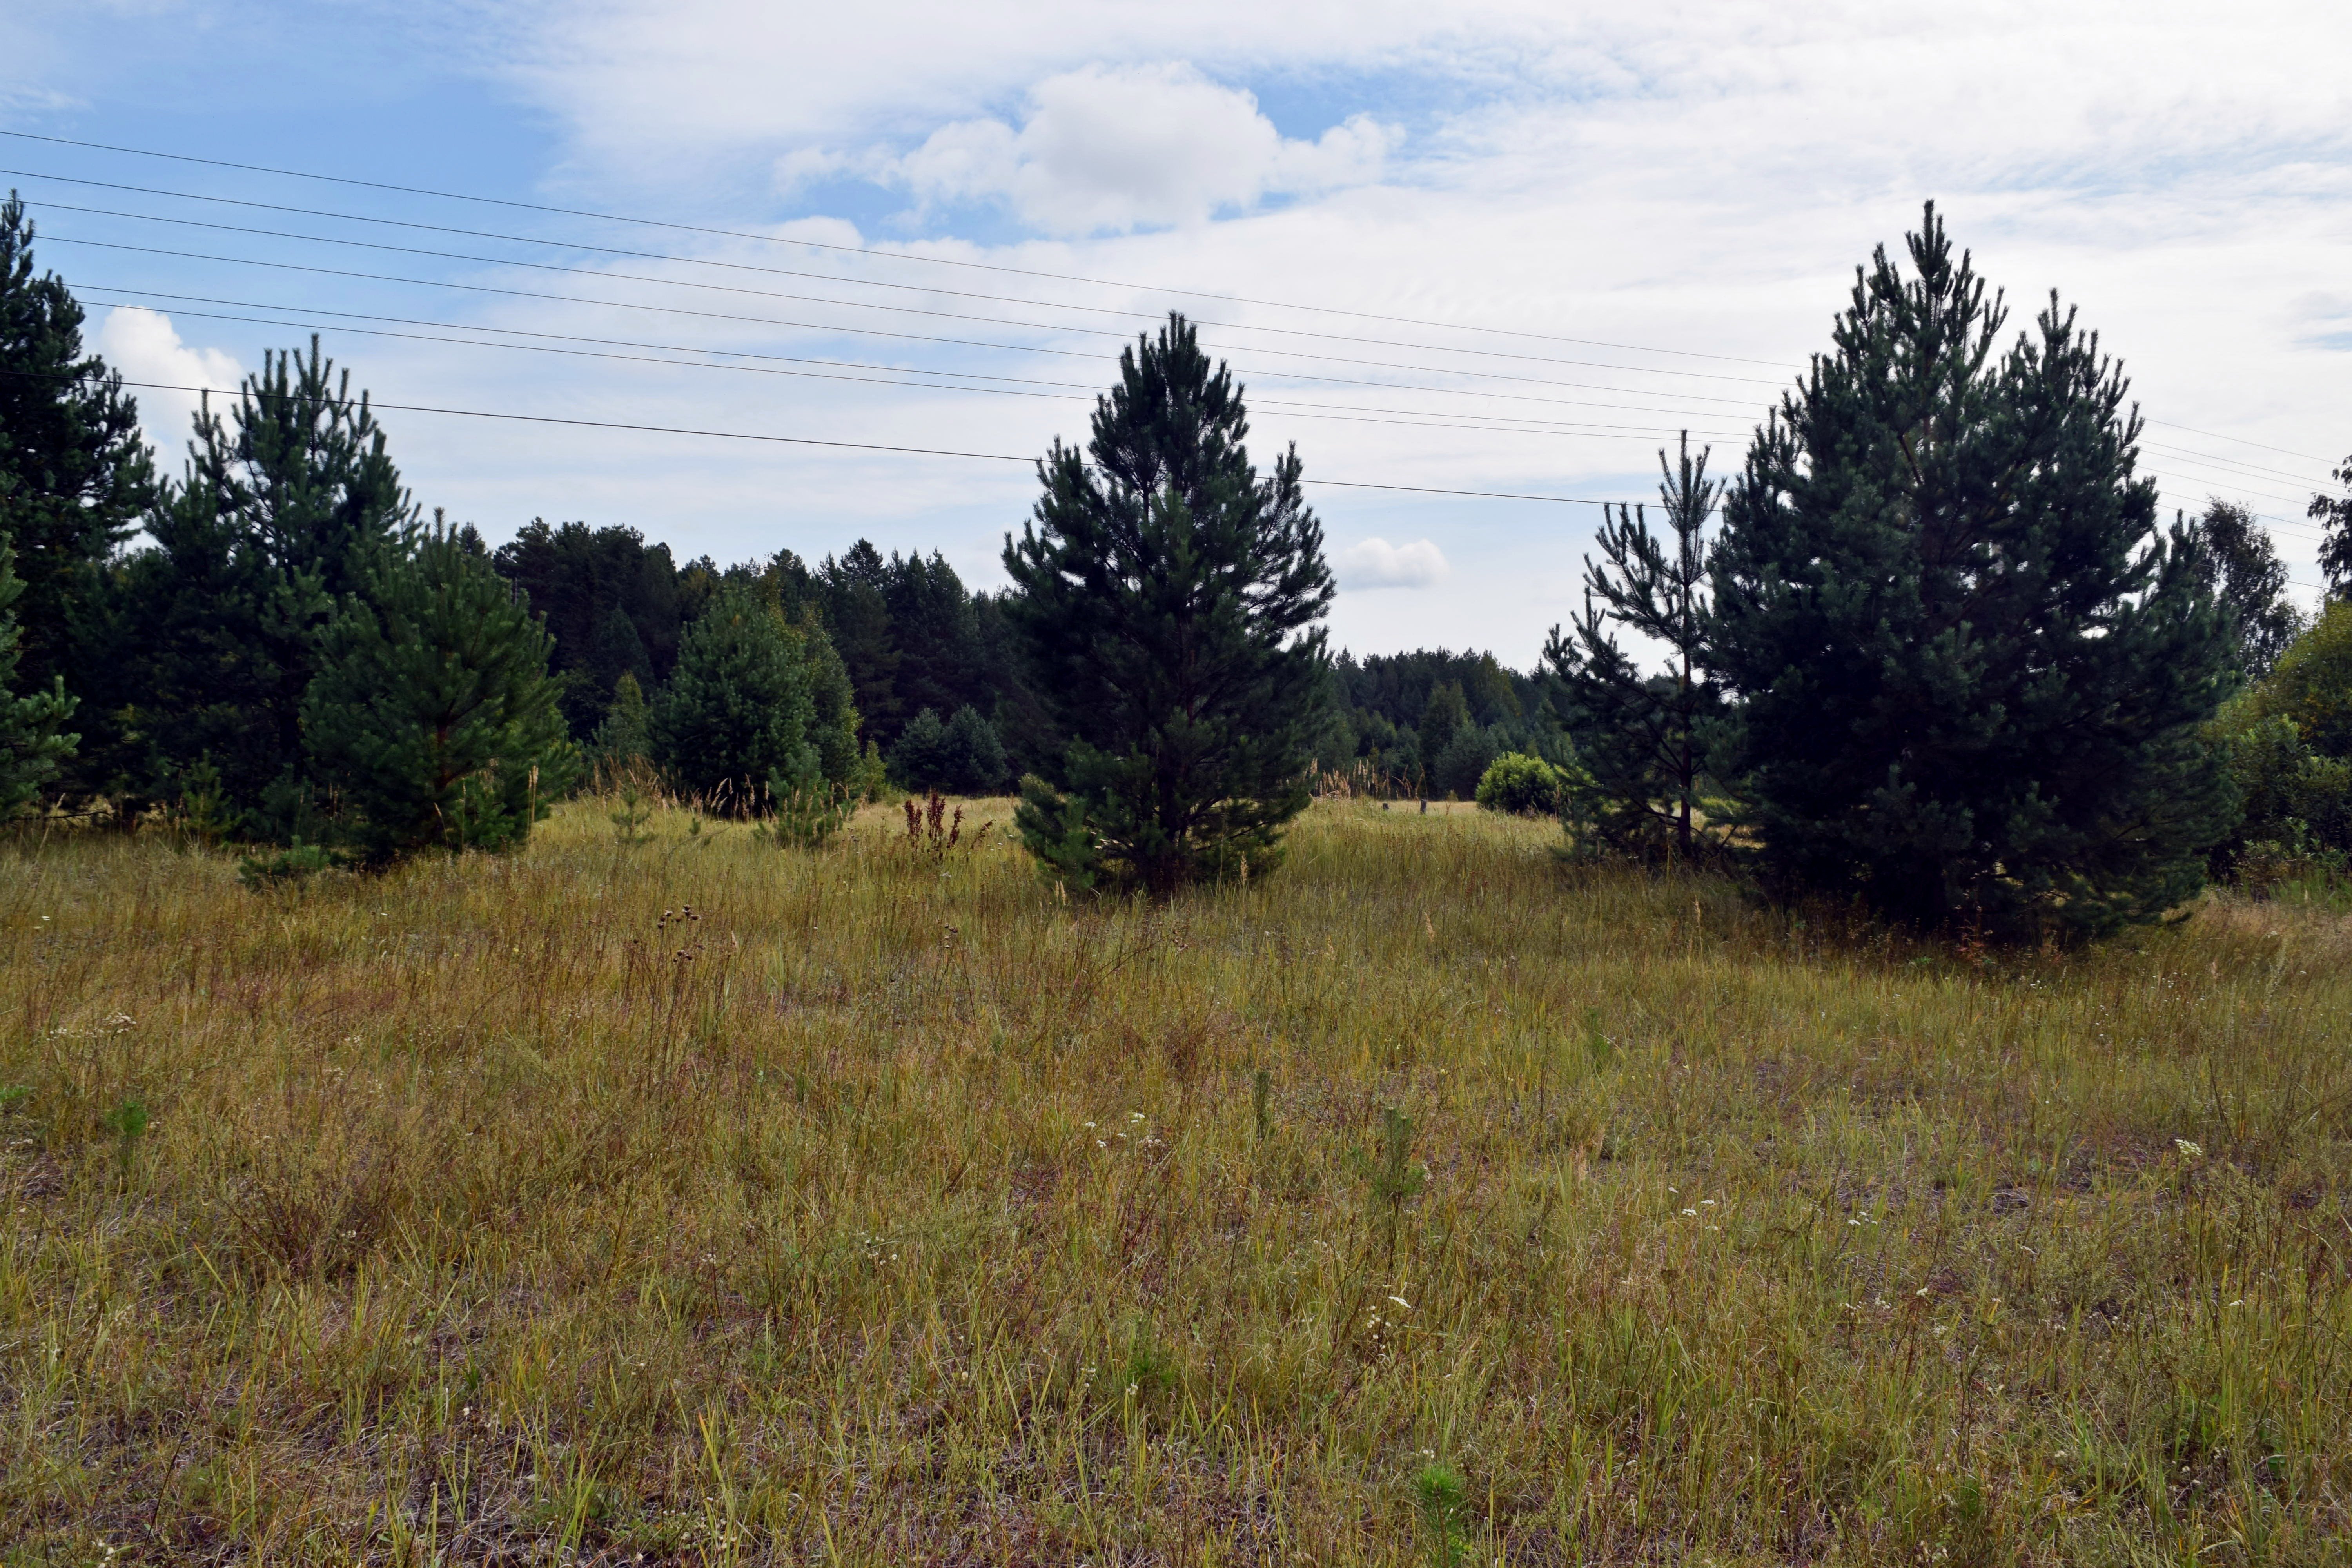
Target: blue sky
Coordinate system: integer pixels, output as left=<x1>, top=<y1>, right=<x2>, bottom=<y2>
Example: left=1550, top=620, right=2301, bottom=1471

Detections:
left=5, top=0, right=2348, bottom=664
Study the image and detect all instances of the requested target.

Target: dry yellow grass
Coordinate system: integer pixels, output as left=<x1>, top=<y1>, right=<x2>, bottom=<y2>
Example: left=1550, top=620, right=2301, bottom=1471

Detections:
left=2, top=797, right=2348, bottom=1564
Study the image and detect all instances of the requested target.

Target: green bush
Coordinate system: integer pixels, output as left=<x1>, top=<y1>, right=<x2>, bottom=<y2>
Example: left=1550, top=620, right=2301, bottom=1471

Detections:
left=1475, top=753, right=1566, bottom=815
left=2212, top=601, right=2352, bottom=884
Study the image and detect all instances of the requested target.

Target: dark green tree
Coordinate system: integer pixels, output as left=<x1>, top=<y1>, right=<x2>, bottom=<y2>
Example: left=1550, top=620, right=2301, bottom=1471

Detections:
left=490, top=519, right=683, bottom=738
left=302, top=523, right=573, bottom=862
left=1004, top=313, right=1334, bottom=893
left=0, top=533, right=77, bottom=817
left=2184, top=499, right=2301, bottom=680
left=1546, top=435, right=1724, bottom=861
left=890, top=704, right=1007, bottom=795
left=0, top=194, right=154, bottom=702
left=1417, top=681, right=1469, bottom=764
left=2313, top=454, right=2352, bottom=596
left=122, top=337, right=416, bottom=828
left=1706, top=206, right=2238, bottom=939
left=650, top=583, right=815, bottom=808
left=590, top=670, right=652, bottom=768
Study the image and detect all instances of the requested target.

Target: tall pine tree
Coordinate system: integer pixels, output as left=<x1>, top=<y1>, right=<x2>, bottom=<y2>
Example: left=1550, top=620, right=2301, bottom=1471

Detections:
left=1707, top=206, right=2237, bottom=938
left=1546, top=434, right=1724, bottom=861
left=1004, top=313, right=1333, bottom=893
left=123, top=337, right=416, bottom=828
left=0, top=194, right=153, bottom=704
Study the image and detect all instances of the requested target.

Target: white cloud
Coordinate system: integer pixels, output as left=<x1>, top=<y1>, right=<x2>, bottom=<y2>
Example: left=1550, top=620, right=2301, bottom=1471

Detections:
left=894, top=63, right=1394, bottom=234
left=93, top=307, right=242, bottom=465
left=1336, top=537, right=1450, bottom=590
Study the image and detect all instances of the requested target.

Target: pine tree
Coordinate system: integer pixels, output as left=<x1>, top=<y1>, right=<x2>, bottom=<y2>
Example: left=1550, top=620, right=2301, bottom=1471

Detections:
left=1004, top=313, right=1333, bottom=893
left=0, top=194, right=153, bottom=702
left=796, top=608, right=863, bottom=789
left=650, top=583, right=814, bottom=809
left=301, top=523, right=574, bottom=862
left=123, top=338, right=416, bottom=828
left=942, top=704, right=1008, bottom=794
left=591, top=670, right=652, bottom=767
left=1546, top=435, right=1724, bottom=861
left=0, top=534, right=77, bottom=817
left=2184, top=499, right=2301, bottom=680
left=1706, top=206, right=2238, bottom=939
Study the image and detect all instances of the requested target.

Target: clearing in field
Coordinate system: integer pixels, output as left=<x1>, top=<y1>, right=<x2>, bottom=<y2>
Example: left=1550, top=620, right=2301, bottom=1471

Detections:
left=2, top=799, right=2347, bottom=1563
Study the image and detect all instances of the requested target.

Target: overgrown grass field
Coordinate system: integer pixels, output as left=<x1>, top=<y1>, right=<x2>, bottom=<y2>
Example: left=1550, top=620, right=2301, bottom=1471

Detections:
left=2, top=799, right=2348, bottom=1564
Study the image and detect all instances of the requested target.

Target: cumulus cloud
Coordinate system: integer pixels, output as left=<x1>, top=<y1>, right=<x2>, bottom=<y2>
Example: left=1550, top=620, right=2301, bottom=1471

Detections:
left=1335, top=537, right=1449, bottom=590
left=94, top=307, right=241, bottom=463
left=894, top=62, right=1395, bottom=233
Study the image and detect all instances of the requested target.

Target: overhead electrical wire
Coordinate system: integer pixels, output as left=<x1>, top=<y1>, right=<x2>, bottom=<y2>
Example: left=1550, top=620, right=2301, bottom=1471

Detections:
left=68, top=291, right=1753, bottom=448
left=68, top=286, right=1758, bottom=446
left=0, top=128, right=1791, bottom=369
left=23, top=206, right=1783, bottom=397
left=15, top=133, right=2330, bottom=543
left=9, top=173, right=1788, bottom=382
left=0, top=365, right=1655, bottom=507
left=41, top=241, right=1781, bottom=416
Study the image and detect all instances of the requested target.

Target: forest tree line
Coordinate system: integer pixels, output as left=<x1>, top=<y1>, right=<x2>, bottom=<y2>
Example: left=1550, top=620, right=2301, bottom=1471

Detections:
left=8, top=193, right=2352, bottom=938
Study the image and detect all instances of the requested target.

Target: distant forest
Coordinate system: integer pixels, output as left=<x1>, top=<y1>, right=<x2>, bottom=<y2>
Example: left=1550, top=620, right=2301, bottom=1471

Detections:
left=490, top=517, right=1571, bottom=800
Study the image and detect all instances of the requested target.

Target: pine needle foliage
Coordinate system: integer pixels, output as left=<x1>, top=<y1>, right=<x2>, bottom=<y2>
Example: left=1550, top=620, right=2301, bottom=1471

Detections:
left=0, top=532, right=77, bottom=817
left=649, top=583, right=816, bottom=808
left=1004, top=313, right=1334, bottom=894
left=301, top=524, right=573, bottom=864
left=1706, top=205, right=2238, bottom=940
left=123, top=336, right=416, bottom=830
left=0, top=193, right=153, bottom=703
left=1547, top=434, right=1725, bottom=862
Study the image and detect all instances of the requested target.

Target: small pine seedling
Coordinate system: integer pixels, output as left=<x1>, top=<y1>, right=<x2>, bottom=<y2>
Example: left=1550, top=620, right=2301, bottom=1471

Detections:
left=1415, top=1463, right=1468, bottom=1567
left=1582, top=1005, right=1613, bottom=1072
left=101, top=1096, right=151, bottom=1186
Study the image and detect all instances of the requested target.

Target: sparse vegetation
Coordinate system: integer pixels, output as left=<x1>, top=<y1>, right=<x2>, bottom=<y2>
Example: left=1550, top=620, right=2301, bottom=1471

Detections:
left=2, top=796, right=2347, bottom=1561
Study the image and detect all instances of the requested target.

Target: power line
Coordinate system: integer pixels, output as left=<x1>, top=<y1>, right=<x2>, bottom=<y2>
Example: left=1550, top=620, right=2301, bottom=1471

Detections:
left=1, top=367, right=1651, bottom=507
left=27, top=207, right=1784, bottom=394
left=8, top=173, right=1793, bottom=383
left=44, top=238, right=1780, bottom=414
left=2150, top=419, right=2335, bottom=467
left=0, top=128, right=1793, bottom=370
left=73, top=287, right=1757, bottom=446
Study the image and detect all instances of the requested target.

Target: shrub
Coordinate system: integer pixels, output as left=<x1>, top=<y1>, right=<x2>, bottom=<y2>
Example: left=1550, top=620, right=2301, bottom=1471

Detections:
left=1475, top=753, right=1565, bottom=815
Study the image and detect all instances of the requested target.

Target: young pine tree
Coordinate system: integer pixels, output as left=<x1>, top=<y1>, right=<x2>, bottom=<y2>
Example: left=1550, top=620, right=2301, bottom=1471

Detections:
left=301, top=523, right=574, bottom=863
left=0, top=534, right=78, bottom=817
left=650, top=583, right=815, bottom=808
left=1004, top=313, right=1334, bottom=893
left=1706, top=205, right=2238, bottom=939
left=0, top=194, right=153, bottom=704
left=125, top=338, right=416, bottom=829
left=590, top=670, right=652, bottom=768
left=1546, top=434, right=1724, bottom=862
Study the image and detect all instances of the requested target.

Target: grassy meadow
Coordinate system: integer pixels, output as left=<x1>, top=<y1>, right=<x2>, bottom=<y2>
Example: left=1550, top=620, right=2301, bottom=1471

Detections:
left=2, top=795, right=2348, bottom=1564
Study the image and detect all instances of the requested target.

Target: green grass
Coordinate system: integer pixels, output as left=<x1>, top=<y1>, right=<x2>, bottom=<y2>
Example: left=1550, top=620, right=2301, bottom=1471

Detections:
left=1, top=797, right=2348, bottom=1563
